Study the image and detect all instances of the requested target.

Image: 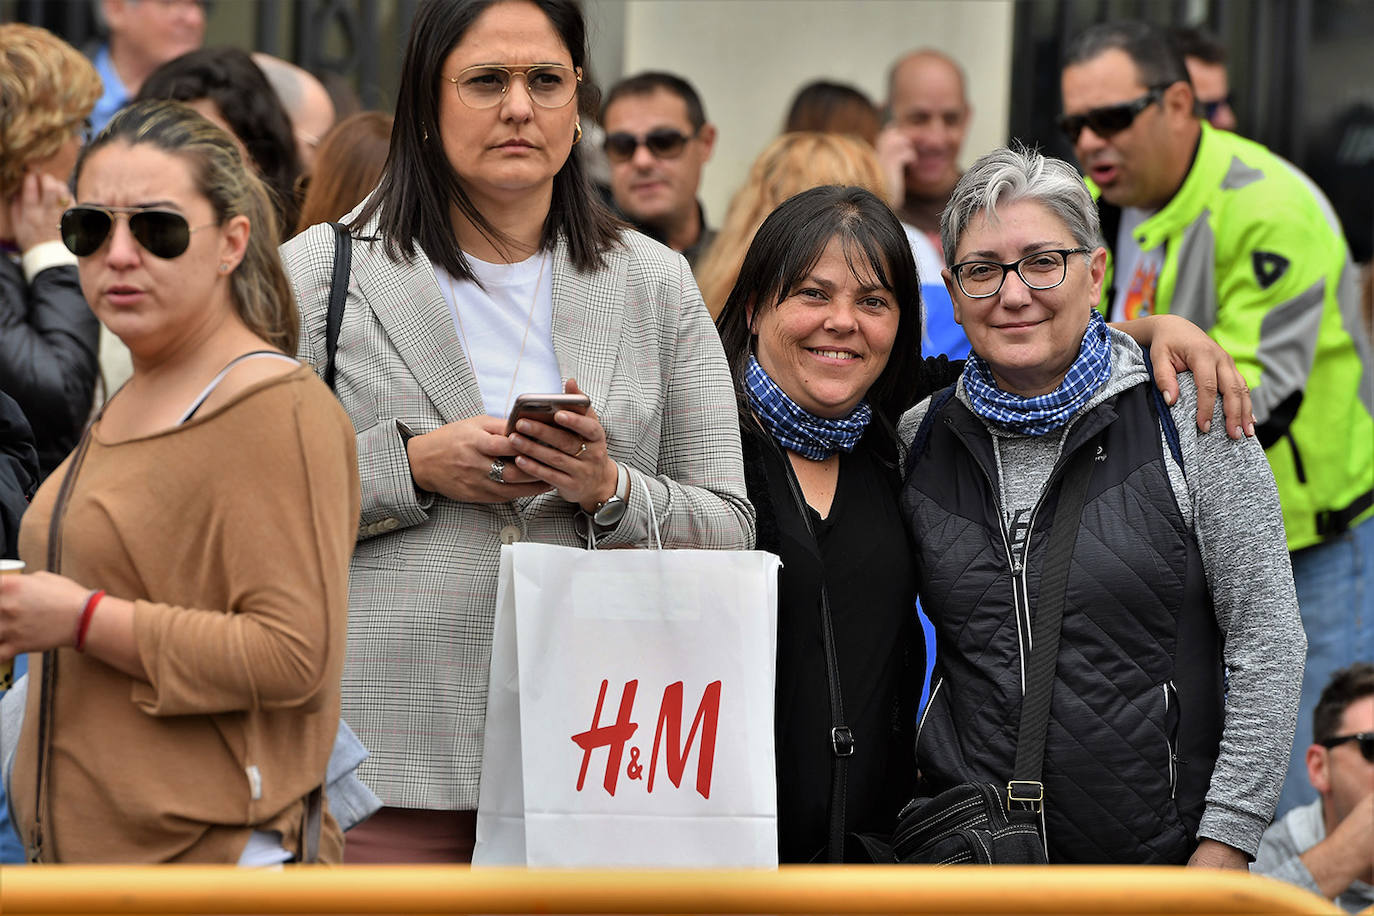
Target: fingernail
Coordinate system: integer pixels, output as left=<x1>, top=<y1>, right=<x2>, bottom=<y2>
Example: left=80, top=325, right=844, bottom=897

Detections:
left=1201, top=420, right=1211, bottom=434
left=1164, top=390, right=1175, bottom=405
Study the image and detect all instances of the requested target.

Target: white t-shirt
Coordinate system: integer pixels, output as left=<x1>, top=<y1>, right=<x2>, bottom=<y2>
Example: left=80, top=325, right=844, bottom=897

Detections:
left=1110, top=206, right=1164, bottom=323
left=435, top=252, right=563, bottom=419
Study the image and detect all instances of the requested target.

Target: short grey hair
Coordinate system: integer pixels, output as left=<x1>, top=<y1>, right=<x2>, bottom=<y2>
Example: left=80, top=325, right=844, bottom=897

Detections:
left=940, top=144, right=1103, bottom=266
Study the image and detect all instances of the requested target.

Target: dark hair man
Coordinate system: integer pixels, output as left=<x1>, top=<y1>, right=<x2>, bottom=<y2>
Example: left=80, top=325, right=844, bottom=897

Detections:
left=1060, top=19, right=1374, bottom=831
left=600, top=72, right=717, bottom=268
left=1168, top=26, right=1238, bottom=133
left=1254, top=663, right=1374, bottom=913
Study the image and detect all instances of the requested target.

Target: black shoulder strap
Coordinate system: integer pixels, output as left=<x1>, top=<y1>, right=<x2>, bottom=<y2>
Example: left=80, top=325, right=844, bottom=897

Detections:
left=323, top=222, right=352, bottom=391
left=1140, top=347, right=1186, bottom=474
left=30, top=422, right=96, bottom=862
left=1008, top=440, right=1095, bottom=810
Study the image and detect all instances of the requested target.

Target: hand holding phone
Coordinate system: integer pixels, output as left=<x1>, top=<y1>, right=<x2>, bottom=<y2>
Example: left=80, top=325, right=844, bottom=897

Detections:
left=504, top=392, right=591, bottom=436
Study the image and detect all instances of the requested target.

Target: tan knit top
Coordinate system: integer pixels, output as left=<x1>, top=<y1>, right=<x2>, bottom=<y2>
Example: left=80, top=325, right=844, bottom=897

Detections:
left=13, top=366, right=359, bottom=863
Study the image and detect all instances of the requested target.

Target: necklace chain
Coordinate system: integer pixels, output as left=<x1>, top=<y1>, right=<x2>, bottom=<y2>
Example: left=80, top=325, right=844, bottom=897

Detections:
left=448, top=252, right=548, bottom=418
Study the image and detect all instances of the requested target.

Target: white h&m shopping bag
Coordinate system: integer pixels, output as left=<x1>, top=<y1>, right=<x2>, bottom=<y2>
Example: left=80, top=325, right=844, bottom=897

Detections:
left=473, top=541, right=780, bottom=867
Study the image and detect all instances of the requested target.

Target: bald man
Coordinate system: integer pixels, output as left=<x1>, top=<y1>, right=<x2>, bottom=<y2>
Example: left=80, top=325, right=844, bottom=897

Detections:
left=877, top=49, right=972, bottom=248
left=252, top=52, right=336, bottom=172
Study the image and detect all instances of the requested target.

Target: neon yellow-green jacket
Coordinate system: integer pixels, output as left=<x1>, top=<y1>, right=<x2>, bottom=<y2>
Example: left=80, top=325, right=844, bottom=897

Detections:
left=1092, top=122, right=1374, bottom=551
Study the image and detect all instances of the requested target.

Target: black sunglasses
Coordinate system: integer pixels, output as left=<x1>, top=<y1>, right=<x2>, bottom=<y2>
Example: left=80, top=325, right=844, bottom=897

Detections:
left=1200, top=93, right=1235, bottom=122
left=1058, top=86, right=1169, bottom=142
left=603, top=128, right=694, bottom=164
left=60, top=205, right=211, bottom=259
left=1321, top=731, right=1374, bottom=762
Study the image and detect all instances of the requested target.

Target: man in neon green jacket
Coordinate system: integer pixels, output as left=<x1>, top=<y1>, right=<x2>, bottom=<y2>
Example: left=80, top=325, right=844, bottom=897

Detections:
left=1060, top=20, right=1374, bottom=826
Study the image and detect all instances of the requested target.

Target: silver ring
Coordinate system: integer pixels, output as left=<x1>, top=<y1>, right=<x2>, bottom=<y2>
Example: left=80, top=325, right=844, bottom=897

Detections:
left=488, top=459, right=506, bottom=484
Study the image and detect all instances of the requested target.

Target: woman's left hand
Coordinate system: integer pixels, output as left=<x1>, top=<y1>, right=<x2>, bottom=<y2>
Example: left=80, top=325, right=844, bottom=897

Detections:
left=0, top=571, right=89, bottom=659
left=9, top=171, right=71, bottom=253
left=1133, top=314, right=1255, bottom=439
left=508, top=378, right=618, bottom=512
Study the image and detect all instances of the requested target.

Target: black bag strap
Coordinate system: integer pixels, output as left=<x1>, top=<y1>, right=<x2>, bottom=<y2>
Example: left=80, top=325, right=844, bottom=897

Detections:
left=323, top=221, right=352, bottom=391
left=771, top=439, right=852, bottom=863
left=28, top=422, right=96, bottom=862
left=300, top=785, right=324, bottom=864
left=1007, top=441, right=1096, bottom=810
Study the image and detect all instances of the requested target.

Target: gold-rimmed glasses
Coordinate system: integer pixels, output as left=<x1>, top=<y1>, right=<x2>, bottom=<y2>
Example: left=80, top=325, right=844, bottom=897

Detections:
left=446, top=64, right=581, bottom=110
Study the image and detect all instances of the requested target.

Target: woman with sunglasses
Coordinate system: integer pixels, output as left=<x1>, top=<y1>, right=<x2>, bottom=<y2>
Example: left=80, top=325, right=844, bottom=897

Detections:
left=901, top=145, right=1303, bottom=866
left=281, top=0, right=751, bottom=863
left=0, top=24, right=102, bottom=481
left=0, top=100, right=360, bottom=863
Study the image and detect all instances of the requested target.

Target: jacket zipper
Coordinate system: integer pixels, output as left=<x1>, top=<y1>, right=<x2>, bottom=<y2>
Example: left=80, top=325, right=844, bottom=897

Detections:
left=941, top=419, right=1087, bottom=860
left=1164, top=681, right=1177, bottom=797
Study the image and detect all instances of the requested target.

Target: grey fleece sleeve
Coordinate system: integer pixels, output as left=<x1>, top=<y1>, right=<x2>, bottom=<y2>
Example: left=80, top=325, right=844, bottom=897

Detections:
left=1171, top=373, right=1306, bottom=857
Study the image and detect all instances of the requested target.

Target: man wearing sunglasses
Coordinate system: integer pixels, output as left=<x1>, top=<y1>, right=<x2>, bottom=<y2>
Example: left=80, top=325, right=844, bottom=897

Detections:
left=1062, top=21, right=1374, bottom=826
left=1255, top=663, right=1374, bottom=912
left=600, top=71, right=717, bottom=269
left=1168, top=26, right=1239, bottom=134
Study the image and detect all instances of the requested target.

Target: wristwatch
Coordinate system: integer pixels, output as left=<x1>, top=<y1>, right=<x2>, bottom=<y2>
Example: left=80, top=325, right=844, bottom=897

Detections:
left=591, top=460, right=629, bottom=528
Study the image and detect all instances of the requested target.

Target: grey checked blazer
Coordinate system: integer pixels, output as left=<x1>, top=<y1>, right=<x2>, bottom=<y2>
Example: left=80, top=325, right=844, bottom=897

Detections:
left=282, top=214, right=755, bottom=809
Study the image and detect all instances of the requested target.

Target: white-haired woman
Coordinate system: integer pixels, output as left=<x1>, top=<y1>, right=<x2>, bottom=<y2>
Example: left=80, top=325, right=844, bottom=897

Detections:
left=901, top=145, right=1305, bottom=866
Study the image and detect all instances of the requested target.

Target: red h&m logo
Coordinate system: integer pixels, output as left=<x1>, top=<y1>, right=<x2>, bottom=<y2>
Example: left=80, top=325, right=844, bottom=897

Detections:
left=570, top=679, right=721, bottom=799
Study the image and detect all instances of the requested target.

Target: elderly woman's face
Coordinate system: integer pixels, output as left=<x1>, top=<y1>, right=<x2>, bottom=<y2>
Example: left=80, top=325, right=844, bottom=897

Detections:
left=944, top=199, right=1105, bottom=396
left=438, top=0, right=579, bottom=211
left=71, top=141, right=246, bottom=356
left=752, top=236, right=900, bottom=419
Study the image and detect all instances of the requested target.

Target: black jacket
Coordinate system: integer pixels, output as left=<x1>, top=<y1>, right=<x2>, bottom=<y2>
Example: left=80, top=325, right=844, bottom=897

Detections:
left=0, top=389, right=38, bottom=559
left=0, top=255, right=100, bottom=479
left=902, top=383, right=1224, bottom=864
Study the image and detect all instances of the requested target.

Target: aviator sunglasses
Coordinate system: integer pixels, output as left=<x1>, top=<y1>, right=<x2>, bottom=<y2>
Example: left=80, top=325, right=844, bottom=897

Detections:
left=603, top=128, right=695, bottom=164
left=1057, top=86, right=1169, bottom=142
left=61, top=205, right=213, bottom=259
left=1320, top=731, right=1374, bottom=762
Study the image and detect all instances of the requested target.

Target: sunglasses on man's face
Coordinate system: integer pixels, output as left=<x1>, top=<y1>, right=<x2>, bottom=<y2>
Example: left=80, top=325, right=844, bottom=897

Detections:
left=603, top=128, right=694, bottom=164
left=1058, top=86, right=1169, bottom=142
left=1321, top=731, right=1374, bottom=763
left=60, top=205, right=212, bottom=259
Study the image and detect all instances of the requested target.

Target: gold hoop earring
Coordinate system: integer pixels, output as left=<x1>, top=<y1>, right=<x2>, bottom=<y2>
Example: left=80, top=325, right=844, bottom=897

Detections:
left=573, top=121, right=582, bottom=145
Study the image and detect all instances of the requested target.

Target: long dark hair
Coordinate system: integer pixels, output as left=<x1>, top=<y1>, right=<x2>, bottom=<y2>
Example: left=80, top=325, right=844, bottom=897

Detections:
left=137, top=47, right=303, bottom=241
left=716, top=185, right=924, bottom=423
left=357, top=0, right=622, bottom=279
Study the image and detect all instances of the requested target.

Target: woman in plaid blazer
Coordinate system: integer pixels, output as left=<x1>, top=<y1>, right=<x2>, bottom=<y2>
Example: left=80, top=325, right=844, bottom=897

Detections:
left=282, top=0, right=753, bottom=862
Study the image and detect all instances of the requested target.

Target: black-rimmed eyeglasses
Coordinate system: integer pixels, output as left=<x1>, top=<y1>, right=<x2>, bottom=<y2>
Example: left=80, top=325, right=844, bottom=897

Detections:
left=446, top=64, right=581, bottom=110
left=1058, top=86, right=1169, bottom=142
left=950, top=248, right=1091, bottom=299
left=1320, top=731, right=1374, bottom=762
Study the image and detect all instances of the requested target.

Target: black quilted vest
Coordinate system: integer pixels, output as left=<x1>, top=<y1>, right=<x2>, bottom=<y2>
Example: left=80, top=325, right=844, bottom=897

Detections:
left=901, top=382, right=1224, bottom=864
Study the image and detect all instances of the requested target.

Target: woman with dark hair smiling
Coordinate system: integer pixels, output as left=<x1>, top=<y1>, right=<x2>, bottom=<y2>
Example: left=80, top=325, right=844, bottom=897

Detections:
left=281, top=0, right=752, bottom=863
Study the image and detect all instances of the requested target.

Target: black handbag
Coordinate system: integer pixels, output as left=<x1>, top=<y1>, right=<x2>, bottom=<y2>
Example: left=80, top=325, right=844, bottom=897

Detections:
left=890, top=442, right=1096, bottom=866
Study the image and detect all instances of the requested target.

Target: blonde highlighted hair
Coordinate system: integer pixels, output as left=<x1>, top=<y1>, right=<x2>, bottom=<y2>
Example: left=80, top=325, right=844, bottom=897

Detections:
left=0, top=23, right=101, bottom=198
left=695, top=132, right=889, bottom=318
left=78, top=100, right=299, bottom=355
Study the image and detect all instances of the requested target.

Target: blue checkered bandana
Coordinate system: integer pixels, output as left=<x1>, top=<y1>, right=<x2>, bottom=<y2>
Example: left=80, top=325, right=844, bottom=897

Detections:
left=962, top=309, right=1112, bottom=437
left=745, top=355, right=872, bottom=460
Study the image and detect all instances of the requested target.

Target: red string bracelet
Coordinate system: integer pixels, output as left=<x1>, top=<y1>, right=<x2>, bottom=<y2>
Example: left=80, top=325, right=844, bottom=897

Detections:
left=74, top=589, right=105, bottom=653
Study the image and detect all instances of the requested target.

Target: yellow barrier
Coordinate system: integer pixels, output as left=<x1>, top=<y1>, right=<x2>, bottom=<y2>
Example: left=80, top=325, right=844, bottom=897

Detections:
left=0, top=866, right=1343, bottom=916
